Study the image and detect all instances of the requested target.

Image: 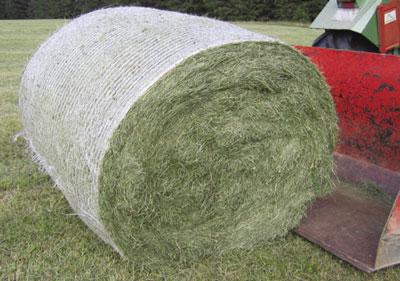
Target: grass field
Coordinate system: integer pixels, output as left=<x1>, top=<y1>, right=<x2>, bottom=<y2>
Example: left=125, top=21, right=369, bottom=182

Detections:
left=0, top=19, right=399, bottom=280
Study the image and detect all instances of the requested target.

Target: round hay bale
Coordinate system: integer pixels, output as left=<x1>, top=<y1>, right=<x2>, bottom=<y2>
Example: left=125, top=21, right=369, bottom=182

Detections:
left=19, top=7, right=337, bottom=265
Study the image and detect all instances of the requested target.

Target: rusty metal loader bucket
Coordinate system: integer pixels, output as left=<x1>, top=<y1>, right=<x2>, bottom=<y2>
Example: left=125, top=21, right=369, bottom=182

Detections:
left=294, top=46, right=400, bottom=272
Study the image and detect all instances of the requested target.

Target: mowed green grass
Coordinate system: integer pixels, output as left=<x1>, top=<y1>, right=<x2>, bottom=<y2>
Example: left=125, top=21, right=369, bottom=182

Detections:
left=0, top=19, right=398, bottom=280
left=235, top=22, right=324, bottom=46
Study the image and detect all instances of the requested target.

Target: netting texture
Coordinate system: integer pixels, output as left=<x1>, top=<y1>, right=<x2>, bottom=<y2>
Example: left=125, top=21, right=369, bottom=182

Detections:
left=19, top=7, right=276, bottom=254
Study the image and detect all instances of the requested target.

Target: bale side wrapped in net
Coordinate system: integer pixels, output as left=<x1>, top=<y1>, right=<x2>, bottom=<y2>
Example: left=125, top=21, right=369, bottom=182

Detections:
left=19, top=7, right=337, bottom=265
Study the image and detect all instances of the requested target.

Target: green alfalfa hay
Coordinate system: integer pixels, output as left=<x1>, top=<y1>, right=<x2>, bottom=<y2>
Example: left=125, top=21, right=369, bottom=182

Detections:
left=98, top=41, right=338, bottom=266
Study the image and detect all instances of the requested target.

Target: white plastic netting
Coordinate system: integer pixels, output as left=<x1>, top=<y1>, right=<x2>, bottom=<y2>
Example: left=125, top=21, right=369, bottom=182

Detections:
left=19, top=7, right=275, bottom=254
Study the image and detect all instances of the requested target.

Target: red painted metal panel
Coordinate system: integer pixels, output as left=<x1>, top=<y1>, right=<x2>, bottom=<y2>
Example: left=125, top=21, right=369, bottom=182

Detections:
left=295, top=46, right=400, bottom=171
left=377, top=0, right=400, bottom=53
left=294, top=45, right=400, bottom=272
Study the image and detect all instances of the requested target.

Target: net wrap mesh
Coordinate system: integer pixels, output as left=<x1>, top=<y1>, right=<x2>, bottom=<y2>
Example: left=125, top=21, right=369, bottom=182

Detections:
left=19, top=7, right=275, bottom=253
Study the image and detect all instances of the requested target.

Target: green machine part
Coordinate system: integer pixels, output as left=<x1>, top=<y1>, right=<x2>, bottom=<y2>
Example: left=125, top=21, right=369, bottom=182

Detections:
left=310, top=0, right=394, bottom=48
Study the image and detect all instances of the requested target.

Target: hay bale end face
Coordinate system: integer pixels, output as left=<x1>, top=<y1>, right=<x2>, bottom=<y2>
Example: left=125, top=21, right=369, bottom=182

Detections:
left=19, top=7, right=337, bottom=265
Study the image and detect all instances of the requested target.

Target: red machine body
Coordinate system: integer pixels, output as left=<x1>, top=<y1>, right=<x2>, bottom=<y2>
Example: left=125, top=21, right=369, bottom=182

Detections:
left=296, top=46, right=400, bottom=172
left=294, top=46, right=400, bottom=272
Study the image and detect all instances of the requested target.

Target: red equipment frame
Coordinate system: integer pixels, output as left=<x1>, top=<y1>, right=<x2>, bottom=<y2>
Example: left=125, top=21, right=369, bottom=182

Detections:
left=295, top=46, right=400, bottom=172
left=294, top=46, right=400, bottom=272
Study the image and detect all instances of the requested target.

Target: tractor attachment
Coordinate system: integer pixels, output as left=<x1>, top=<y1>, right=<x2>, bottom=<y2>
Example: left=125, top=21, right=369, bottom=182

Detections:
left=294, top=46, right=400, bottom=272
left=311, top=0, right=400, bottom=55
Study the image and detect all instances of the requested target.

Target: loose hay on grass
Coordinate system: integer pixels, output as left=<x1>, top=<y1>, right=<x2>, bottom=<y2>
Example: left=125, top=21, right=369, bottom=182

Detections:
left=19, top=7, right=337, bottom=266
